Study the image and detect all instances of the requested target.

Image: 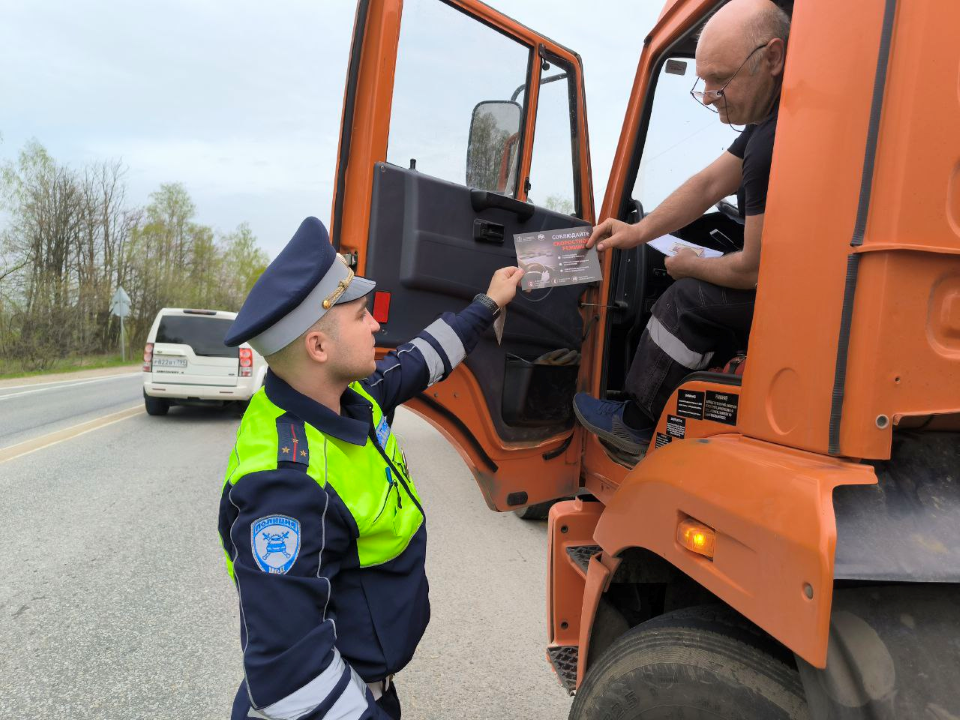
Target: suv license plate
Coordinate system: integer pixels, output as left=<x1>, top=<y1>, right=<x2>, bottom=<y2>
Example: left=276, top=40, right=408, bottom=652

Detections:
left=153, top=356, right=187, bottom=368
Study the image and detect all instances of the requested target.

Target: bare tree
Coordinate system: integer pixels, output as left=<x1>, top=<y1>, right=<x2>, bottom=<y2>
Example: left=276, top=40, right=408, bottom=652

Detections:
left=0, top=141, right=270, bottom=373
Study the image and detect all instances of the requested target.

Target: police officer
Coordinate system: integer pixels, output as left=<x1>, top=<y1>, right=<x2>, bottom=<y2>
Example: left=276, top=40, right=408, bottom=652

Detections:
left=217, top=217, right=523, bottom=720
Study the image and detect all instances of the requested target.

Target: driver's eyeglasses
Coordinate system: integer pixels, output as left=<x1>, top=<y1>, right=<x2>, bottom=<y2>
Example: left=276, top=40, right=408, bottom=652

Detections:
left=690, top=42, right=768, bottom=112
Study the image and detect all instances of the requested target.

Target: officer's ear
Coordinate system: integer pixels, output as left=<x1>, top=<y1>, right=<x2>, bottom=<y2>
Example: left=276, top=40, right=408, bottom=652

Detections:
left=303, top=329, right=330, bottom=365
left=303, top=311, right=339, bottom=365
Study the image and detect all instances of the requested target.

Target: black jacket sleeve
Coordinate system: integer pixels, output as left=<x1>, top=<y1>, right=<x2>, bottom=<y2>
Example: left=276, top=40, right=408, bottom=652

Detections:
left=362, top=299, right=495, bottom=415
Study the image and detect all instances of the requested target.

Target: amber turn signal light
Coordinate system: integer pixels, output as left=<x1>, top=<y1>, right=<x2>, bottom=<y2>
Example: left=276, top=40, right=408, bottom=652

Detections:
left=677, top=518, right=716, bottom=559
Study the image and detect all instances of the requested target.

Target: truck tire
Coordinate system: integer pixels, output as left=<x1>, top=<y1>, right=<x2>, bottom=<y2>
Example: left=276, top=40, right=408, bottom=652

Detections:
left=513, top=500, right=555, bottom=520
left=144, top=392, right=169, bottom=416
left=570, top=606, right=809, bottom=720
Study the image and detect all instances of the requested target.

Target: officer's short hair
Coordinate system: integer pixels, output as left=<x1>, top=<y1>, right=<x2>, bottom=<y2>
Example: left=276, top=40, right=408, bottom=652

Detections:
left=266, top=312, right=340, bottom=369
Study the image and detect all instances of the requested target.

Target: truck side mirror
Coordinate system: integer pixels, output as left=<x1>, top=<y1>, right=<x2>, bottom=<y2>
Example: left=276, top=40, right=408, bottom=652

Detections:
left=466, top=100, right=522, bottom=195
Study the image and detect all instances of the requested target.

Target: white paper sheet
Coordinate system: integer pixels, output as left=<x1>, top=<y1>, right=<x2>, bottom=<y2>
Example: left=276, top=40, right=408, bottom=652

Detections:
left=493, top=308, right=505, bottom=345
left=647, top=234, right=724, bottom=259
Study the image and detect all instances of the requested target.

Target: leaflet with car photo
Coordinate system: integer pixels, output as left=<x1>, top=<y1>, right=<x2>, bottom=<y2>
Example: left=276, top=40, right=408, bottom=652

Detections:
left=513, top=226, right=603, bottom=291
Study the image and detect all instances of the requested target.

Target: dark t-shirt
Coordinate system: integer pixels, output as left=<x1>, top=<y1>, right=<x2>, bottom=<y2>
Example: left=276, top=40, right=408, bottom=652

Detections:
left=727, top=102, right=779, bottom=217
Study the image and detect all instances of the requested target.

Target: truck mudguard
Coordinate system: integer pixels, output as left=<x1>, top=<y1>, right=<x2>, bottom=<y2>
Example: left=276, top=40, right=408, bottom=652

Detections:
left=592, top=434, right=875, bottom=667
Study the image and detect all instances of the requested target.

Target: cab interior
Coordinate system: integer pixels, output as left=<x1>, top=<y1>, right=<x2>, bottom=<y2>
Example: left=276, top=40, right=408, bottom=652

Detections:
left=356, top=0, right=793, bottom=450
left=599, top=0, right=794, bottom=412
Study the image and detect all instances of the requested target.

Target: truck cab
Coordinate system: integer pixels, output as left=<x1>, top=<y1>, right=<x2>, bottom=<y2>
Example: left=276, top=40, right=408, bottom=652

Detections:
left=331, top=0, right=960, bottom=716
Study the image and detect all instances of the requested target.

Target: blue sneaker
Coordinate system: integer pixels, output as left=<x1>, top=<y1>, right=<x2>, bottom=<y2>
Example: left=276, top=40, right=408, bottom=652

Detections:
left=573, top=393, right=651, bottom=455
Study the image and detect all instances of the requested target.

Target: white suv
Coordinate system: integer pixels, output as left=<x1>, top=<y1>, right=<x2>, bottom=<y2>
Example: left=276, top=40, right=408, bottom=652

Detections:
left=142, top=308, right=267, bottom=416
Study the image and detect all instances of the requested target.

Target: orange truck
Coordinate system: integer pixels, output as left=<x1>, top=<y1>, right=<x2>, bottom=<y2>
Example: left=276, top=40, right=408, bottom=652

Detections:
left=330, top=0, right=960, bottom=716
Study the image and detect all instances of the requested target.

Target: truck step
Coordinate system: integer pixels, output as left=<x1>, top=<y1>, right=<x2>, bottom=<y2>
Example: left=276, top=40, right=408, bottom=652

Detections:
left=547, top=645, right=578, bottom=695
left=566, top=544, right=601, bottom=576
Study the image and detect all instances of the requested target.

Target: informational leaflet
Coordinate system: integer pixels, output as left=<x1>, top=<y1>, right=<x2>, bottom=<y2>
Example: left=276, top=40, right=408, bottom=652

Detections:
left=648, top=234, right=723, bottom=259
left=513, top=226, right=603, bottom=292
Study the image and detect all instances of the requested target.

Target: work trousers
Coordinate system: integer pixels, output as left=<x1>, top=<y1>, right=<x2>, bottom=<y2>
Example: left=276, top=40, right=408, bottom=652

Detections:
left=624, top=278, right=755, bottom=422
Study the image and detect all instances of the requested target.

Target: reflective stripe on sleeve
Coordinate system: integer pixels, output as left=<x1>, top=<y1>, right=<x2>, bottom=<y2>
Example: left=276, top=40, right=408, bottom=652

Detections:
left=423, top=318, right=466, bottom=369
left=647, top=316, right=715, bottom=370
left=410, top=338, right=444, bottom=386
left=258, top=648, right=366, bottom=720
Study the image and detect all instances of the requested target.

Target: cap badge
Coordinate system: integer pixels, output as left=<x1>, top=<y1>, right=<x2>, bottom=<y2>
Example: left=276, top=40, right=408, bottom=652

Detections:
left=322, top=255, right=355, bottom=310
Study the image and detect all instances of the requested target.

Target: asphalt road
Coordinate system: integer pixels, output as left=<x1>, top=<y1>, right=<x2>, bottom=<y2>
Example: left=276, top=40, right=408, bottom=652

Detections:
left=0, top=371, right=143, bottom=449
left=0, top=372, right=573, bottom=718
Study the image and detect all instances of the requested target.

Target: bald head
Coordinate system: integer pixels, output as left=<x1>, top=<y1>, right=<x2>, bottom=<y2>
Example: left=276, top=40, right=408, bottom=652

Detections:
left=695, top=0, right=789, bottom=126
left=698, top=0, right=790, bottom=68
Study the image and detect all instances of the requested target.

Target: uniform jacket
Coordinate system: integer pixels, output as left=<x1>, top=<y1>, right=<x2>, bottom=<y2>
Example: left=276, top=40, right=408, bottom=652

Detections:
left=218, top=301, right=494, bottom=720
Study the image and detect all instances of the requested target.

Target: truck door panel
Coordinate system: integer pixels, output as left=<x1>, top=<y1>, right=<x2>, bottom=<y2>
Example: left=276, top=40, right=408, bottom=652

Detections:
left=332, top=0, right=594, bottom=508
left=366, top=162, right=587, bottom=441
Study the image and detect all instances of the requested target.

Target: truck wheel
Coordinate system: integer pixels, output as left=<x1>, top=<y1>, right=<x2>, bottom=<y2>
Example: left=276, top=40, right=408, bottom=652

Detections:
left=570, top=606, right=809, bottom=720
left=143, top=392, right=169, bottom=416
left=513, top=500, right=555, bottom=520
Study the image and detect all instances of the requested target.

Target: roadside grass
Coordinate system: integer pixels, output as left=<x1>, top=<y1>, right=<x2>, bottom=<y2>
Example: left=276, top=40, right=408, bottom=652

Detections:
left=0, top=354, right=139, bottom=380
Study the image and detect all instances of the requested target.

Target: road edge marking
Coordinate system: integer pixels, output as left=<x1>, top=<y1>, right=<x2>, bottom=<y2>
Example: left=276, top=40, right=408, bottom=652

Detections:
left=0, top=373, right=142, bottom=402
left=0, top=405, right=145, bottom=465
left=0, top=369, right=140, bottom=392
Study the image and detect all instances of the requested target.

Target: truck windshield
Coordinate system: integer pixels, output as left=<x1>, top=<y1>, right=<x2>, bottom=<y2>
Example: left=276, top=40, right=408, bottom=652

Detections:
left=156, top=316, right=237, bottom=358
left=634, top=56, right=741, bottom=213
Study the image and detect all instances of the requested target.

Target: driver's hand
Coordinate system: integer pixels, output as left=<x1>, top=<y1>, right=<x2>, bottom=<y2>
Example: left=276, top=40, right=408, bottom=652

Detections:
left=485, top=266, right=524, bottom=308
left=586, top=218, right=639, bottom=252
left=664, top=247, right=699, bottom=280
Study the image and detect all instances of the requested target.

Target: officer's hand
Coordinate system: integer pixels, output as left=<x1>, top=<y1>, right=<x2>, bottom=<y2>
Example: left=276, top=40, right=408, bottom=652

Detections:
left=485, top=267, right=524, bottom=308
left=587, top=218, right=639, bottom=252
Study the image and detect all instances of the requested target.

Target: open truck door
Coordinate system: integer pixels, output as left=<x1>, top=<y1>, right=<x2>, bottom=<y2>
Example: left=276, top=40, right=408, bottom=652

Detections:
left=330, top=0, right=595, bottom=511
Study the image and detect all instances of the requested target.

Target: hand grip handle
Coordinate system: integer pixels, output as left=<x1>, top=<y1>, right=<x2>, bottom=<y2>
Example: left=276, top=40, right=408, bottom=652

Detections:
left=470, top=190, right=535, bottom=222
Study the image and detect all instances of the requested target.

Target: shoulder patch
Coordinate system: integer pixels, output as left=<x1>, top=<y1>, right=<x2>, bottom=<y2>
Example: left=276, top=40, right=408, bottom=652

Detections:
left=251, top=515, right=301, bottom=574
left=276, top=415, right=310, bottom=466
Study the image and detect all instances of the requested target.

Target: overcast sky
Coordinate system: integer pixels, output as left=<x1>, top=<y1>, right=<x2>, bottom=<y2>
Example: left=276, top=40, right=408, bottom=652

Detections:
left=1, top=1, right=676, bottom=259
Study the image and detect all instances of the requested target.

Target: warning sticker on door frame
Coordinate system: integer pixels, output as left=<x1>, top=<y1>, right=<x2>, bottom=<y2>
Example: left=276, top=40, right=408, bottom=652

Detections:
left=704, top=391, right=739, bottom=425
left=666, top=415, right=686, bottom=439
left=676, top=390, right=705, bottom=420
